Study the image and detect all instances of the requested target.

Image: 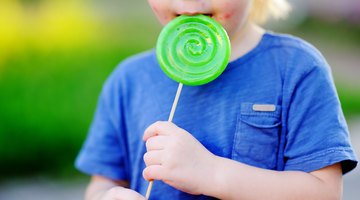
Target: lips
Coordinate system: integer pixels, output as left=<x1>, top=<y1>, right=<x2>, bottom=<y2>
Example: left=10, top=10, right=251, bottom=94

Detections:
left=176, top=13, right=213, bottom=17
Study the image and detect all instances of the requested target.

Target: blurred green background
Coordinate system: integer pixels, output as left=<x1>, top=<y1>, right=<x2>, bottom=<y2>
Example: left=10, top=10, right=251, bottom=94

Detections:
left=0, top=0, right=162, bottom=180
left=0, top=0, right=359, bottom=194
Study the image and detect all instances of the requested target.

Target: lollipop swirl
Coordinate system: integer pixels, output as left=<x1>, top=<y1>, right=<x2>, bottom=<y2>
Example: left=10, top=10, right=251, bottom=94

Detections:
left=157, top=15, right=231, bottom=86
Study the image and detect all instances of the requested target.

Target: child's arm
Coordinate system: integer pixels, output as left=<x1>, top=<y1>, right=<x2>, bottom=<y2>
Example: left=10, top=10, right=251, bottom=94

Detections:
left=85, top=175, right=145, bottom=200
left=143, top=121, right=343, bottom=200
left=208, top=157, right=342, bottom=200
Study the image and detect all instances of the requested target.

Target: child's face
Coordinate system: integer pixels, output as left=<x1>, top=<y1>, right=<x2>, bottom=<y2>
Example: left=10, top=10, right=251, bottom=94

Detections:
left=148, top=0, right=252, bottom=39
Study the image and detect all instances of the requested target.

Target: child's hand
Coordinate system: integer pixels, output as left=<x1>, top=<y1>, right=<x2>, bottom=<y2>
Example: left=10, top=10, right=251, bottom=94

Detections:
left=143, top=121, right=218, bottom=195
left=98, top=187, right=145, bottom=200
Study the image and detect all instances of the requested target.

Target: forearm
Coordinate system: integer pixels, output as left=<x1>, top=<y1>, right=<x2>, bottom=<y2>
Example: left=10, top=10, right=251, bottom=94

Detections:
left=202, top=156, right=342, bottom=200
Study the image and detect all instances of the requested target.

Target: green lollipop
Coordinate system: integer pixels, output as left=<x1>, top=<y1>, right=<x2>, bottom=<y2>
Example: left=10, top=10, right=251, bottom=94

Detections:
left=146, top=15, right=231, bottom=200
left=156, top=14, right=231, bottom=86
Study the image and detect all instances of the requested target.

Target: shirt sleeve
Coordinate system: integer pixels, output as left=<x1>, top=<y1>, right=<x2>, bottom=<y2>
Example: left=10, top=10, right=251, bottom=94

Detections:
left=75, top=72, right=129, bottom=181
left=284, top=60, right=358, bottom=174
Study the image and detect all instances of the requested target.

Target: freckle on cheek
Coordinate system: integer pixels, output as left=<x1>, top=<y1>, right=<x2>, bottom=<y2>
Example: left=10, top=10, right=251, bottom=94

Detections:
left=223, top=13, right=232, bottom=20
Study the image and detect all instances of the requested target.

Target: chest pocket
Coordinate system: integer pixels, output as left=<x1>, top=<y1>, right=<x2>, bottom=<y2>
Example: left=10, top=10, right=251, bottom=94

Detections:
left=232, top=103, right=282, bottom=169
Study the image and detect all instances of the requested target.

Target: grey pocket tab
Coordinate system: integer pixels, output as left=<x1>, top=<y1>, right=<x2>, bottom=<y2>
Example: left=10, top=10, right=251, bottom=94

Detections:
left=252, top=104, right=276, bottom=112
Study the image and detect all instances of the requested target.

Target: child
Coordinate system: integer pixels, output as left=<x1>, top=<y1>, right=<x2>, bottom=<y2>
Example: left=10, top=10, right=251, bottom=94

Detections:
left=76, top=0, right=358, bottom=199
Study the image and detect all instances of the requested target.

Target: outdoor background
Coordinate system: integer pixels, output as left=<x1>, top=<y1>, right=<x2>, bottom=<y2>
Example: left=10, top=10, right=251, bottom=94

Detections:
left=0, top=0, right=359, bottom=199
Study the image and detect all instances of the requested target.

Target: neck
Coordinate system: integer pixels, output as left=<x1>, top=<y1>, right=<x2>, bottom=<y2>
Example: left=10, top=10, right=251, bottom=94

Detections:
left=229, top=22, right=265, bottom=62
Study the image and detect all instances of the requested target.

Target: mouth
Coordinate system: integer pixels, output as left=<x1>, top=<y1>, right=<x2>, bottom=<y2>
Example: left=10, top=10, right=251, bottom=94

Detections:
left=176, top=13, right=213, bottom=18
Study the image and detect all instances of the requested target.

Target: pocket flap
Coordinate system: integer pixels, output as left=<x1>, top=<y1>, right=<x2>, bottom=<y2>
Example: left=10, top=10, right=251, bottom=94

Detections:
left=240, top=103, right=281, bottom=128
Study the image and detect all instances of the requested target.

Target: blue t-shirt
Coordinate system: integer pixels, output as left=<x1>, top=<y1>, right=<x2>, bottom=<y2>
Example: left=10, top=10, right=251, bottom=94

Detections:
left=75, top=32, right=357, bottom=199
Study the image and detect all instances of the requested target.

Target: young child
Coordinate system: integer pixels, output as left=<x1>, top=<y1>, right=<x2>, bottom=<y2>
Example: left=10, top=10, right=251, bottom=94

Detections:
left=76, top=0, right=358, bottom=199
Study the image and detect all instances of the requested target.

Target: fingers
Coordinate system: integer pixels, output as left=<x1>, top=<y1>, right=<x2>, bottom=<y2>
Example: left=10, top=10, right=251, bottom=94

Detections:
left=145, top=135, right=166, bottom=151
left=143, top=121, right=181, bottom=141
left=143, top=150, right=163, bottom=166
left=142, top=121, right=185, bottom=182
left=143, top=165, right=166, bottom=181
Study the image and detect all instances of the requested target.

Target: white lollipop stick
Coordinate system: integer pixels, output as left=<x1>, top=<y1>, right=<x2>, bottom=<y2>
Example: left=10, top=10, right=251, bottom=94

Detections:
left=145, top=83, right=183, bottom=199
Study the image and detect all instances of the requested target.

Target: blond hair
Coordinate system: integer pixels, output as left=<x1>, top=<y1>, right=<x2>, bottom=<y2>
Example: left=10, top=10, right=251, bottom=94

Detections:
left=249, top=0, right=292, bottom=24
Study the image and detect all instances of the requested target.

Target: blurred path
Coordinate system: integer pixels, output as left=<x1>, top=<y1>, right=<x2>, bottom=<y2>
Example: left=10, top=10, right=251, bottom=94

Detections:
left=0, top=119, right=359, bottom=200
left=343, top=117, right=360, bottom=200
left=0, top=178, right=87, bottom=200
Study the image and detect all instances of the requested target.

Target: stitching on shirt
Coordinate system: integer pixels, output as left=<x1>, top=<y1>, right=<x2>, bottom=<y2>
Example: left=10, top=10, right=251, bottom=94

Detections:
left=231, top=104, right=243, bottom=160
left=241, top=113, right=280, bottom=117
left=227, top=44, right=320, bottom=73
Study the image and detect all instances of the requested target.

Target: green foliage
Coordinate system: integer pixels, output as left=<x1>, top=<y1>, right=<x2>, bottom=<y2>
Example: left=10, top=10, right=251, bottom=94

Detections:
left=0, top=44, right=156, bottom=180
left=290, top=17, right=360, bottom=47
left=0, top=47, right=115, bottom=178
left=0, top=0, right=160, bottom=180
left=18, top=0, right=43, bottom=5
left=338, top=86, right=360, bottom=118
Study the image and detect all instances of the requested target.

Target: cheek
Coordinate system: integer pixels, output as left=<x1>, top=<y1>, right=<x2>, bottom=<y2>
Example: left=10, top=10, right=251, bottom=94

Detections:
left=216, top=9, right=236, bottom=27
left=217, top=0, right=250, bottom=20
left=148, top=0, right=173, bottom=25
left=223, top=13, right=233, bottom=20
left=150, top=8, right=172, bottom=25
left=216, top=3, right=236, bottom=22
left=216, top=6, right=249, bottom=36
left=226, top=3, right=250, bottom=22
left=200, top=0, right=206, bottom=9
left=152, top=5, right=158, bottom=14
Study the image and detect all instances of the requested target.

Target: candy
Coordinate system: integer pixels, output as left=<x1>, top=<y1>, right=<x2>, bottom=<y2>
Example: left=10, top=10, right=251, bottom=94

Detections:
left=146, top=15, right=231, bottom=199
left=156, top=15, right=231, bottom=86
